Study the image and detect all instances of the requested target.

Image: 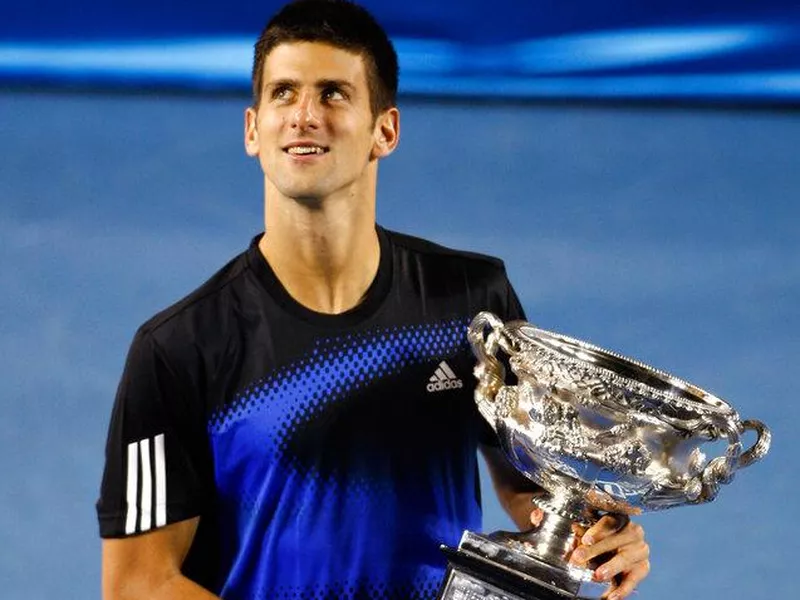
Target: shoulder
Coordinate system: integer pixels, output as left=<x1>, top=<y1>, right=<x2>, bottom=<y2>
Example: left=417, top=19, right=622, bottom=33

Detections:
left=381, top=227, right=524, bottom=320
left=383, top=227, right=511, bottom=286
left=133, top=244, right=253, bottom=356
left=384, top=228, right=508, bottom=271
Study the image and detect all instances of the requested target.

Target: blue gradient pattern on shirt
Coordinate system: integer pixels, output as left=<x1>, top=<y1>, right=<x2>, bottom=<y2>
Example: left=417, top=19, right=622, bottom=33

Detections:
left=207, top=318, right=483, bottom=600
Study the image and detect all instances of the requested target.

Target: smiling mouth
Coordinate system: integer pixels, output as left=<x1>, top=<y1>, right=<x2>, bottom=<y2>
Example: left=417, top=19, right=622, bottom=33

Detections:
left=284, top=145, right=330, bottom=156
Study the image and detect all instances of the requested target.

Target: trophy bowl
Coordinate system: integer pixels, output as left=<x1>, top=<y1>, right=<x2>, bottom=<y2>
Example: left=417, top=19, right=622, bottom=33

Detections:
left=436, top=312, right=771, bottom=600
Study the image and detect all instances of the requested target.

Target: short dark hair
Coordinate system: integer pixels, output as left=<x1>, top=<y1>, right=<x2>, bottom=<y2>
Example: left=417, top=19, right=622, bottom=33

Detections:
left=251, top=0, right=399, bottom=116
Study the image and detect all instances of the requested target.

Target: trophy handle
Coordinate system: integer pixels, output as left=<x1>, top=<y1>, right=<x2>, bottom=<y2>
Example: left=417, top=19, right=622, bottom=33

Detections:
left=468, top=312, right=511, bottom=428
left=693, top=418, right=771, bottom=503
left=738, top=419, right=772, bottom=469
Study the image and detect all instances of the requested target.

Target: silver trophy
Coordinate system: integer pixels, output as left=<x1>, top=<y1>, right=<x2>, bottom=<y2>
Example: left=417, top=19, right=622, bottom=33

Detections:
left=437, top=312, right=771, bottom=600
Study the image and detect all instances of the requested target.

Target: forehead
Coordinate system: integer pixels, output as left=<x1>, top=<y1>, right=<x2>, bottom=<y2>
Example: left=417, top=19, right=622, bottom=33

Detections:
left=263, top=42, right=369, bottom=87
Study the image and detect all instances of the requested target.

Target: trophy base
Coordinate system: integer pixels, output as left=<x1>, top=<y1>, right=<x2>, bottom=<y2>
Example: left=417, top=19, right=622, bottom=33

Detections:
left=437, top=531, right=608, bottom=600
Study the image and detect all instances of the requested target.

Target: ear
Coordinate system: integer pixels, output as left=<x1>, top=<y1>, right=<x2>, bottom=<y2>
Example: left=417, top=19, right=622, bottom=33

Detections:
left=371, top=107, right=400, bottom=160
left=244, top=106, right=260, bottom=157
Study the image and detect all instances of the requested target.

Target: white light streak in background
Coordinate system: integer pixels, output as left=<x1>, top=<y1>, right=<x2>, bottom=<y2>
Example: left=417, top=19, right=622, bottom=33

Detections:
left=0, top=24, right=798, bottom=101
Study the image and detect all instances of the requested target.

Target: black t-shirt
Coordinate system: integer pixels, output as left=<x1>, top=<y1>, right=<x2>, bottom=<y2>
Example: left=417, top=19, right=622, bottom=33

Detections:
left=97, top=226, right=525, bottom=600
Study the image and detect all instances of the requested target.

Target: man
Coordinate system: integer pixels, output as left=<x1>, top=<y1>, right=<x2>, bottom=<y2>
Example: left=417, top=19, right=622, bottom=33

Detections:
left=97, top=1, right=650, bottom=599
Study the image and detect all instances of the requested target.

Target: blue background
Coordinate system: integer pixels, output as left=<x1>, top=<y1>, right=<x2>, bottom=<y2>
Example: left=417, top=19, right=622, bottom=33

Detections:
left=1, top=91, right=795, bottom=599
left=1, top=0, right=798, bottom=598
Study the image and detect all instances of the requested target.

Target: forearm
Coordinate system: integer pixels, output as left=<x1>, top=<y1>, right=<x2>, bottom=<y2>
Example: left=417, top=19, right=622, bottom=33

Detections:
left=480, top=444, right=542, bottom=531
left=152, top=574, right=222, bottom=600
left=102, top=519, right=216, bottom=600
left=106, top=572, right=221, bottom=600
left=501, top=489, right=540, bottom=531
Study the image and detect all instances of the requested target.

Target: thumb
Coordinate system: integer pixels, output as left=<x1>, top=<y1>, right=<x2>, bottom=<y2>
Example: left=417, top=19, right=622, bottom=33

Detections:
left=530, top=507, right=544, bottom=527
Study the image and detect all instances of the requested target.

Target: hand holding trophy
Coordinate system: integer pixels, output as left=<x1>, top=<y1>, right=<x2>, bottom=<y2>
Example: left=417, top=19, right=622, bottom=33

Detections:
left=437, top=312, right=771, bottom=600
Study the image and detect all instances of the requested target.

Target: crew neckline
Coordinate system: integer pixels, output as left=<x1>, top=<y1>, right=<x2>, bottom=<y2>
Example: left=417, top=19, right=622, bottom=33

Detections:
left=246, top=225, right=393, bottom=327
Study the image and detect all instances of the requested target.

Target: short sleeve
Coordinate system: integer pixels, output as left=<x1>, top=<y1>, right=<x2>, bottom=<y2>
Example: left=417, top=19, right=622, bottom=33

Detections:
left=502, top=269, right=526, bottom=322
left=96, top=328, right=209, bottom=538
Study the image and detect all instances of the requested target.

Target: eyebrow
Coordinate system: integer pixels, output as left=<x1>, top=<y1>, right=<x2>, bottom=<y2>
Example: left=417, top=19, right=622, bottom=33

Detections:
left=317, top=79, right=356, bottom=92
left=265, top=78, right=356, bottom=92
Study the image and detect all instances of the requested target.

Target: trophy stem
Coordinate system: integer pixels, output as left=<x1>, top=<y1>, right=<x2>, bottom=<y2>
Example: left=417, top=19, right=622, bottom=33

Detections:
left=518, top=508, right=579, bottom=566
left=480, top=496, right=595, bottom=584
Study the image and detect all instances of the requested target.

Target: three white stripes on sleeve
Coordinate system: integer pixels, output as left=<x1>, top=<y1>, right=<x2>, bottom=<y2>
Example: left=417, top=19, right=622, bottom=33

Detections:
left=125, top=433, right=167, bottom=534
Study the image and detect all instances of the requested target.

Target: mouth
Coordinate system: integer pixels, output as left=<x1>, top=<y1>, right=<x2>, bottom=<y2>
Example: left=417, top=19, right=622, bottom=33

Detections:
left=283, top=144, right=330, bottom=157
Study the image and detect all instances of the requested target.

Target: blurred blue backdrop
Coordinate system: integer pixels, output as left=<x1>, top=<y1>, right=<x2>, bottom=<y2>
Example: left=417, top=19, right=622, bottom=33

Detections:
left=0, top=90, right=796, bottom=599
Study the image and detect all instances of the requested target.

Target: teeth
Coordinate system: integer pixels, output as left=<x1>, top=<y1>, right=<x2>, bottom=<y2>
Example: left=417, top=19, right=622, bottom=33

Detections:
left=287, top=146, right=325, bottom=155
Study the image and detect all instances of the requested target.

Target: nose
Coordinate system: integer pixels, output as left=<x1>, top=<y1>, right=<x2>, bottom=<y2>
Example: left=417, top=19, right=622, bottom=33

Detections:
left=290, top=92, right=321, bottom=130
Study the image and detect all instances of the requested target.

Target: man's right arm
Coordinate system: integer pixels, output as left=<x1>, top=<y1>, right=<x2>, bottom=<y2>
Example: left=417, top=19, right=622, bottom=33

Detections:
left=102, top=517, right=219, bottom=600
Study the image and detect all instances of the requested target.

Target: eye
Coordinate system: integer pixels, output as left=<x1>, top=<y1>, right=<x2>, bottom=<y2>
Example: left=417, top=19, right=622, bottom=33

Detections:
left=271, top=85, right=294, bottom=101
left=322, top=86, right=346, bottom=102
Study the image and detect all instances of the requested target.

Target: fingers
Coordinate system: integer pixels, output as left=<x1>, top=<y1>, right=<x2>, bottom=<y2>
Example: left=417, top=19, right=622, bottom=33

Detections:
left=576, top=519, right=644, bottom=561
left=601, top=559, right=650, bottom=600
left=568, top=518, right=649, bottom=600
left=529, top=508, right=544, bottom=527
left=579, top=530, right=640, bottom=564
left=582, top=514, right=630, bottom=546
left=571, top=522, right=586, bottom=541
left=593, top=541, right=649, bottom=583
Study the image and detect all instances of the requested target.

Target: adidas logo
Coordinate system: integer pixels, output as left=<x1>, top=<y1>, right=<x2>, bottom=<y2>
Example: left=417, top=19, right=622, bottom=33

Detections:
left=427, top=361, right=464, bottom=392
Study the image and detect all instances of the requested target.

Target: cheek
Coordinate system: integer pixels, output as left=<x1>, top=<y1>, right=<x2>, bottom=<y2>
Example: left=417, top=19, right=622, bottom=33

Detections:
left=258, top=113, right=285, bottom=141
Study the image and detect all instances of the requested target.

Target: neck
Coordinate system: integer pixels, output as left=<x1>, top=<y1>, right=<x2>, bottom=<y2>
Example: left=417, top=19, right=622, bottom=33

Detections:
left=259, top=189, right=380, bottom=315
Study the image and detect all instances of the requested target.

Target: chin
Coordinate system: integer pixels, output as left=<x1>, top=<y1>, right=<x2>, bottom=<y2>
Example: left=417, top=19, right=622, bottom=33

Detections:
left=274, top=187, right=323, bottom=205
left=272, top=178, right=322, bottom=199
left=280, top=179, right=346, bottom=203
left=271, top=175, right=350, bottom=203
